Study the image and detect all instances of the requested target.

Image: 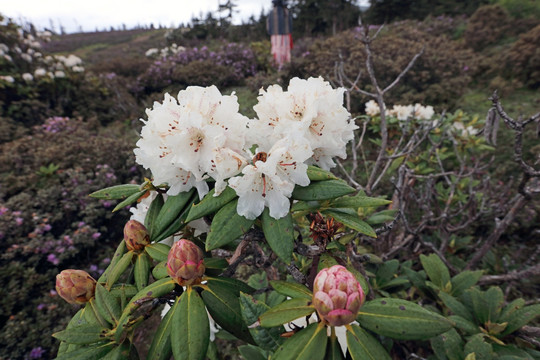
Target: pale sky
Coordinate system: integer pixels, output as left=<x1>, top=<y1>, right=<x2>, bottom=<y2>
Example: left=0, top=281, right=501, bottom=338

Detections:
left=1, top=0, right=369, bottom=33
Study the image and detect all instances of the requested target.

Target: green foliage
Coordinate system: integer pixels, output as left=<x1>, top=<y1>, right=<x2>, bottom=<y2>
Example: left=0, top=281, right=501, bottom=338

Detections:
left=464, top=5, right=511, bottom=51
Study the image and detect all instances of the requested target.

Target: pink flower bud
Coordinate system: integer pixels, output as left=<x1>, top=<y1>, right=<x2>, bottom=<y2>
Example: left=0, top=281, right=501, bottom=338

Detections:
left=124, top=220, right=150, bottom=252
left=312, top=265, right=365, bottom=327
left=56, top=269, right=97, bottom=305
left=167, top=239, right=205, bottom=286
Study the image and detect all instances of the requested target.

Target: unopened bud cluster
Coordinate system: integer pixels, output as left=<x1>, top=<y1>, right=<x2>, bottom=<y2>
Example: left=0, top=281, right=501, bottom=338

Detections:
left=124, top=220, right=150, bottom=252
left=312, top=265, right=365, bottom=327
left=167, top=239, right=205, bottom=286
left=56, top=269, right=97, bottom=305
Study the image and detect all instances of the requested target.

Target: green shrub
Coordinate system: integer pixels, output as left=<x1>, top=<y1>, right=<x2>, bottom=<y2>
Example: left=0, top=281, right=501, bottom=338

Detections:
left=505, top=24, right=540, bottom=88
left=464, top=5, right=511, bottom=51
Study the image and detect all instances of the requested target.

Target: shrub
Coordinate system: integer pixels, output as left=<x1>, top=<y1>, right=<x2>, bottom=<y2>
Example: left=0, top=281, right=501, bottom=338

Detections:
left=505, top=24, right=540, bottom=88
left=464, top=5, right=511, bottom=51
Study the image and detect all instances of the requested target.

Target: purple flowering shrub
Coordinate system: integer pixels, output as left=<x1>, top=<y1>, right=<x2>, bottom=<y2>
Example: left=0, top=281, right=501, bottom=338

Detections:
left=134, top=42, right=257, bottom=95
left=0, top=118, right=142, bottom=359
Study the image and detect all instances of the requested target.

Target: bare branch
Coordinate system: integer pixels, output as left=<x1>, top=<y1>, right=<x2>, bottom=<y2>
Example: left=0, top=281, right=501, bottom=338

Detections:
left=382, top=46, right=425, bottom=94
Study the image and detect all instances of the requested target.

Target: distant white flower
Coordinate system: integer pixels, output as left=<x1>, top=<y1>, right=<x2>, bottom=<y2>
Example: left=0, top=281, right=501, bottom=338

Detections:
left=54, top=70, right=65, bottom=78
left=63, top=54, right=82, bottom=67
left=145, top=48, right=158, bottom=57
left=34, top=68, right=47, bottom=77
left=4, top=54, right=12, bottom=62
left=365, top=99, right=383, bottom=117
left=413, top=103, right=435, bottom=120
left=229, top=136, right=312, bottom=220
left=0, top=43, right=8, bottom=53
left=72, top=66, right=85, bottom=72
left=47, top=72, right=55, bottom=79
left=22, top=73, right=33, bottom=82
left=253, top=77, right=356, bottom=170
left=390, top=104, right=414, bottom=121
left=0, top=75, right=14, bottom=83
left=21, top=53, right=32, bottom=62
left=452, top=122, right=478, bottom=137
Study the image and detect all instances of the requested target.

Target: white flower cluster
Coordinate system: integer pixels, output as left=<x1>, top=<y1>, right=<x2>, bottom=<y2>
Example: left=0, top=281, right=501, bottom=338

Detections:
left=365, top=100, right=435, bottom=121
left=134, top=77, right=357, bottom=219
left=145, top=43, right=185, bottom=58
left=451, top=122, right=478, bottom=137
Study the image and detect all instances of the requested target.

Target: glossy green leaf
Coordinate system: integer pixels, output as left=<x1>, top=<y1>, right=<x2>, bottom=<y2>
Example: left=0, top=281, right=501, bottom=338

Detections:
left=346, top=324, right=392, bottom=360
left=259, top=298, right=315, bottom=328
left=449, top=315, right=480, bottom=335
left=420, top=254, right=451, bottom=291
left=115, top=278, right=176, bottom=342
left=145, top=193, right=164, bottom=237
left=109, top=284, right=138, bottom=303
left=499, top=298, right=525, bottom=322
left=271, top=323, right=328, bottom=360
left=105, top=251, right=134, bottom=290
left=134, top=252, right=151, bottom=291
left=205, top=200, right=254, bottom=251
left=101, top=341, right=134, bottom=360
left=262, top=209, right=294, bottom=263
left=322, top=210, right=377, bottom=238
left=465, top=287, right=503, bottom=325
left=239, top=292, right=284, bottom=351
left=269, top=280, right=312, bottom=300
left=464, top=334, right=493, bottom=359
left=502, top=304, right=540, bottom=335
left=365, top=209, right=398, bottom=225
left=238, top=344, right=267, bottom=360
left=57, top=309, right=86, bottom=356
left=94, top=283, right=121, bottom=326
left=439, top=291, right=473, bottom=322
left=204, top=258, right=229, bottom=270
left=112, top=189, right=147, bottom=212
left=153, top=189, right=195, bottom=239
left=153, top=198, right=194, bottom=243
left=185, top=186, right=238, bottom=223
left=89, top=184, right=141, bottom=200
left=84, top=298, right=109, bottom=328
left=206, top=276, right=255, bottom=296
left=292, top=180, right=355, bottom=201
left=145, top=243, right=171, bottom=262
left=306, top=165, right=338, bottom=181
left=55, top=342, right=116, bottom=360
left=330, top=193, right=391, bottom=209
left=152, top=261, right=168, bottom=280
left=357, top=298, right=452, bottom=340
left=171, top=288, right=210, bottom=360
left=450, top=270, right=483, bottom=297
left=98, top=240, right=126, bottom=284
left=430, top=329, right=464, bottom=360
left=201, top=281, right=254, bottom=344
left=53, top=323, right=109, bottom=345
left=326, top=332, right=345, bottom=360
left=146, top=300, right=177, bottom=360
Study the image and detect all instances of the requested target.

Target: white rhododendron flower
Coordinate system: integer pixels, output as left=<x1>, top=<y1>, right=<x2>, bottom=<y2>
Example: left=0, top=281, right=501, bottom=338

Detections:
left=229, top=136, right=312, bottom=220
left=413, top=103, right=435, bottom=120
left=134, top=86, right=249, bottom=198
left=22, top=73, right=33, bottom=82
left=0, top=75, right=14, bottom=83
left=452, top=122, right=478, bottom=137
left=54, top=70, right=66, bottom=78
left=34, top=68, right=46, bottom=77
left=365, top=99, right=383, bottom=117
left=390, top=104, right=414, bottom=121
left=253, top=77, right=356, bottom=170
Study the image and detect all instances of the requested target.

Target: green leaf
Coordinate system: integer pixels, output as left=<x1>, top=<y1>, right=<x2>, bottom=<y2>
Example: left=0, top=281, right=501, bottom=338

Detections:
left=112, top=189, right=147, bottom=212
left=145, top=193, right=164, bottom=237
left=146, top=301, right=177, bottom=360
left=430, top=329, right=464, bottom=360
left=306, top=165, right=338, bottom=181
left=89, top=184, right=141, bottom=200
left=94, top=284, right=121, bottom=326
left=152, top=261, right=168, bottom=280
left=153, top=189, right=195, bottom=239
left=105, top=251, right=134, bottom=290
left=201, top=281, right=255, bottom=344
left=171, top=288, right=210, bottom=360
left=153, top=198, right=194, bottom=243
left=357, top=298, right=453, bottom=340
left=205, top=199, right=254, bottom=251
left=464, top=334, right=493, bottom=359
left=109, top=284, right=138, bottom=303
left=98, top=240, right=126, bottom=284
left=54, top=342, right=116, bottom=360
left=185, top=186, right=238, bottom=223
left=365, top=209, right=398, bottom=225
left=204, top=258, right=229, bottom=270
left=145, top=243, right=171, bottom=262
left=346, top=324, right=392, bottom=360
left=439, top=291, right=474, bottom=322
left=134, top=252, right=151, bottom=291
left=420, top=254, right=451, bottom=291
left=101, top=341, right=134, bottom=360
left=205, top=276, right=255, bottom=296
left=292, top=180, right=355, bottom=201
left=450, top=270, right=483, bottom=297
left=449, top=315, right=480, bottom=335
left=499, top=298, right=525, bottom=322
left=322, top=210, right=377, bottom=238
left=502, top=304, right=540, bottom=335
left=465, top=287, right=503, bottom=325
left=259, top=298, right=315, bottom=328
left=330, top=193, right=391, bottom=209
left=326, top=332, right=345, bottom=360
left=262, top=209, right=294, bottom=263
left=238, top=344, right=267, bottom=360
left=57, top=309, right=86, bottom=356
left=271, top=323, right=328, bottom=360
left=240, top=292, right=284, bottom=351
left=53, top=324, right=109, bottom=345
left=269, top=280, right=312, bottom=300
left=114, top=278, right=176, bottom=342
